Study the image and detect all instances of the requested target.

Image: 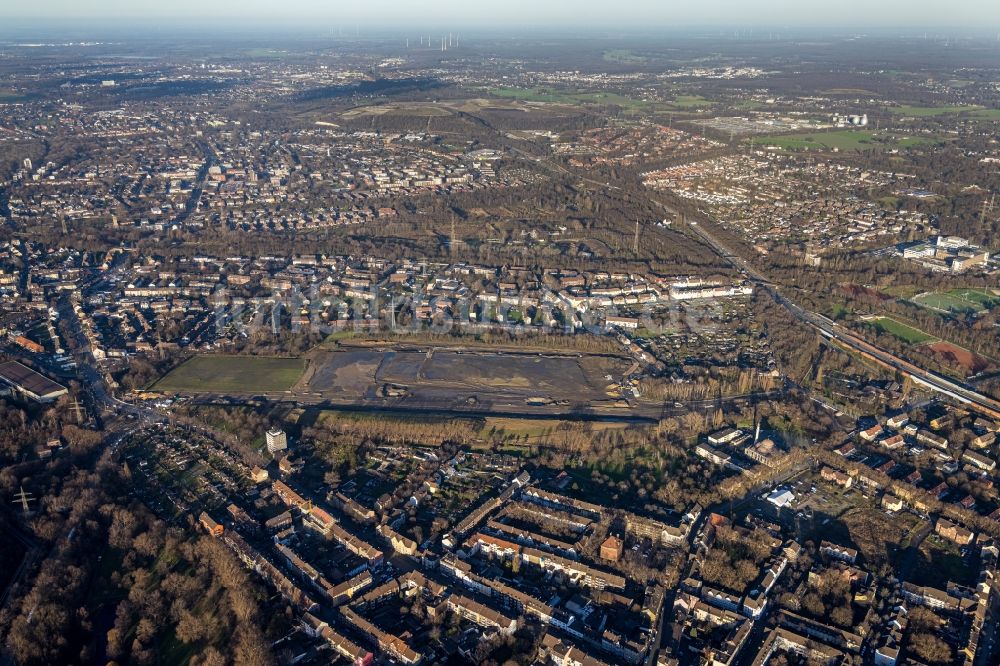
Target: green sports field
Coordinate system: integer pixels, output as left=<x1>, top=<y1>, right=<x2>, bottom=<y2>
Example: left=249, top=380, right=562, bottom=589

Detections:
left=869, top=317, right=936, bottom=344
left=152, top=355, right=305, bottom=393
left=911, top=289, right=999, bottom=314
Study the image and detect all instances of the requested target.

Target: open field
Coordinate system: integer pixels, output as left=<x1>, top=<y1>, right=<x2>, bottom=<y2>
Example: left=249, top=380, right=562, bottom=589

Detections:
left=486, top=87, right=706, bottom=113
left=969, top=108, right=1000, bottom=120
left=341, top=97, right=583, bottom=119
left=758, top=130, right=932, bottom=152
left=488, top=87, right=654, bottom=112
left=949, top=288, right=1000, bottom=308
left=881, top=285, right=925, bottom=299
left=671, top=95, right=711, bottom=108
left=911, top=288, right=998, bottom=314
left=153, top=355, right=305, bottom=393
left=890, top=104, right=981, bottom=117
left=301, top=347, right=645, bottom=416
left=920, top=341, right=995, bottom=375
left=822, top=88, right=878, bottom=95
left=341, top=102, right=453, bottom=118
left=602, top=49, right=650, bottom=64
left=869, top=317, right=936, bottom=344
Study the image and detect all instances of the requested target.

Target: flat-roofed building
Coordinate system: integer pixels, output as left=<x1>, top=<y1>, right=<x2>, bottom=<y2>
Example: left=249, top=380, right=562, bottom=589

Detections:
left=266, top=427, right=288, bottom=454
left=0, top=361, right=68, bottom=403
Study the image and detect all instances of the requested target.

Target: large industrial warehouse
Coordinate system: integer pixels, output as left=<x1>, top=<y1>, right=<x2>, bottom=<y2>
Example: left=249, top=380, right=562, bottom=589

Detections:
left=0, top=360, right=68, bottom=403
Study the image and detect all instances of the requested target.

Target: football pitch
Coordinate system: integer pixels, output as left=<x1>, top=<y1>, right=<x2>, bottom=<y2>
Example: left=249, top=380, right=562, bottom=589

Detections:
left=911, top=289, right=998, bottom=314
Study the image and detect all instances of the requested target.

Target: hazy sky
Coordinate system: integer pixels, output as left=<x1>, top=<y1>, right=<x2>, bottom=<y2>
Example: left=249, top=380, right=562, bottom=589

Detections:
left=3, top=0, right=998, bottom=28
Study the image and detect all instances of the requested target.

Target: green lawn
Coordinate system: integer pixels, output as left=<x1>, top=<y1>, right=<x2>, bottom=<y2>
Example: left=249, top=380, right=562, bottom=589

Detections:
left=870, top=317, right=937, bottom=344
left=671, top=95, right=711, bottom=108
left=889, top=105, right=1000, bottom=120
left=948, top=288, right=1000, bottom=308
left=830, top=304, right=850, bottom=320
left=152, top=355, right=305, bottom=393
left=322, top=329, right=358, bottom=344
left=896, top=136, right=937, bottom=148
left=912, top=291, right=983, bottom=314
left=911, top=289, right=999, bottom=314
left=969, top=108, right=1000, bottom=120
left=757, top=130, right=931, bottom=152
left=890, top=104, right=981, bottom=117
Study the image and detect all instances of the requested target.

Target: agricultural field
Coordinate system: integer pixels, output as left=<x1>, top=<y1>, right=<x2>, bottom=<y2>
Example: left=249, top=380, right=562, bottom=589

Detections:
left=869, top=317, right=936, bottom=344
left=152, top=355, right=305, bottom=393
left=911, top=288, right=1000, bottom=314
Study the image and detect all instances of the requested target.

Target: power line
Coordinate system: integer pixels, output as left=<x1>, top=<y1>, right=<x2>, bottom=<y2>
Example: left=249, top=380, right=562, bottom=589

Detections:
left=13, top=485, right=35, bottom=515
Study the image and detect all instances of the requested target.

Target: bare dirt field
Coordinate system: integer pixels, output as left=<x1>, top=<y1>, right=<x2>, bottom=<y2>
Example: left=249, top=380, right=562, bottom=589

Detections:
left=921, top=341, right=994, bottom=375
left=301, top=347, right=637, bottom=414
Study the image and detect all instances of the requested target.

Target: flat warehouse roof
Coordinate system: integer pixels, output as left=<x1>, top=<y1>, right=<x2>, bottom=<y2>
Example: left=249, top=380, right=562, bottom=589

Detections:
left=0, top=360, right=67, bottom=398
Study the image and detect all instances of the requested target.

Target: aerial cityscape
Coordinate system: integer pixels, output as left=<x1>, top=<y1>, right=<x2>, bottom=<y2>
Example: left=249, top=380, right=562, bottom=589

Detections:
left=1, top=3, right=1000, bottom=666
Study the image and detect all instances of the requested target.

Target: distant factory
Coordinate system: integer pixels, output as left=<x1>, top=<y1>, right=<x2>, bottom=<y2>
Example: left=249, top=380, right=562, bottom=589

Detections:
left=831, top=113, right=869, bottom=127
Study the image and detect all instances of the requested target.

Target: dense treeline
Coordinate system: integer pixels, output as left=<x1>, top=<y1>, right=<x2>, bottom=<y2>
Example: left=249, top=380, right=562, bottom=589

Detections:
left=752, top=290, right=824, bottom=383
left=0, top=447, right=280, bottom=666
left=639, top=368, right=779, bottom=401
